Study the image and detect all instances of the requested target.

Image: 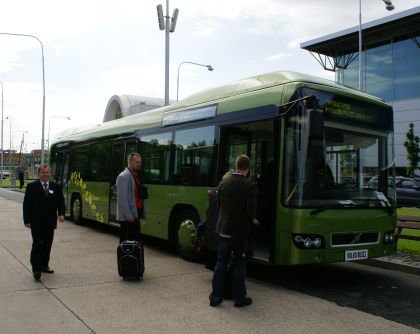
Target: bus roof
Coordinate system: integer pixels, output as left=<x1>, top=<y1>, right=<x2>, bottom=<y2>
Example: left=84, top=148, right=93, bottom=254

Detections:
left=53, top=71, right=387, bottom=145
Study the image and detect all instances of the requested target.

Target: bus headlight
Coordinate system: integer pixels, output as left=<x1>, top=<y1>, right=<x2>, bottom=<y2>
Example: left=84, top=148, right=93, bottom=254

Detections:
left=293, top=234, right=325, bottom=249
left=384, top=231, right=396, bottom=244
left=313, top=238, right=322, bottom=248
left=303, top=238, right=312, bottom=248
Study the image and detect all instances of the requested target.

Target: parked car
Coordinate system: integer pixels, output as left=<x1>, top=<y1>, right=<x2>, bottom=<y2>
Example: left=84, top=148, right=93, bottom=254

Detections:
left=367, top=176, right=420, bottom=207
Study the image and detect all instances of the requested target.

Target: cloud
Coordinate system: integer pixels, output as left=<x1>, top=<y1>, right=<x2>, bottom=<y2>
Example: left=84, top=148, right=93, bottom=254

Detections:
left=266, top=53, right=291, bottom=61
left=176, top=0, right=420, bottom=42
left=191, top=21, right=224, bottom=37
left=99, top=64, right=165, bottom=98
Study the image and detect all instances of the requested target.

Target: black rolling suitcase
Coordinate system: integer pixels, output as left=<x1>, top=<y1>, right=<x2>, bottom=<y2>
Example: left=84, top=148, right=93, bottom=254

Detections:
left=117, top=240, right=145, bottom=280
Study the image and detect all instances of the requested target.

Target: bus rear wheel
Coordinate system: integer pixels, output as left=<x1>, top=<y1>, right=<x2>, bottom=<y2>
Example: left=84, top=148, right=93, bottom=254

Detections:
left=71, top=195, right=84, bottom=225
left=175, top=210, right=199, bottom=261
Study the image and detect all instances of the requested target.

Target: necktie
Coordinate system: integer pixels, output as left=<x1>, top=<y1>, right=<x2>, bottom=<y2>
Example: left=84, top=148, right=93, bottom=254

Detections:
left=43, top=183, right=48, bottom=197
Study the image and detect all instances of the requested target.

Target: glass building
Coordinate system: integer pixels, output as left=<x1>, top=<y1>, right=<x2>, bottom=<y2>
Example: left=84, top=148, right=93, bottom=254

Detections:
left=301, top=6, right=420, bottom=174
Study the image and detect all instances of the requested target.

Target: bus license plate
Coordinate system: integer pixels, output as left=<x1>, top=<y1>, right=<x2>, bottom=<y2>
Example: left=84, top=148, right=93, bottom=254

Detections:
left=345, top=249, right=368, bottom=261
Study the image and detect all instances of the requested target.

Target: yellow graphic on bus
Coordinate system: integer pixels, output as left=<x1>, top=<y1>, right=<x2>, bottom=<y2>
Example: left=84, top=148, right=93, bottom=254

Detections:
left=70, top=172, right=105, bottom=223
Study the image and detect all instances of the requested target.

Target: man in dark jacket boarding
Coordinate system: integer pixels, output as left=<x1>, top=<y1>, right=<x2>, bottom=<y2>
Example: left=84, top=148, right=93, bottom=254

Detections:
left=23, top=164, right=65, bottom=281
left=209, top=155, right=259, bottom=308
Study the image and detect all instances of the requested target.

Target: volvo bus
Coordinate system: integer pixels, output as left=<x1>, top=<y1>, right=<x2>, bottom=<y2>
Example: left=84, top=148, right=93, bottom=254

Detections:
left=50, top=71, right=396, bottom=265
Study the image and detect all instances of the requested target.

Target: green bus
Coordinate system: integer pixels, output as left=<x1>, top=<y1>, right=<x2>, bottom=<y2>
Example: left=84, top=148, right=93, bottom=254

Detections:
left=50, top=71, right=396, bottom=265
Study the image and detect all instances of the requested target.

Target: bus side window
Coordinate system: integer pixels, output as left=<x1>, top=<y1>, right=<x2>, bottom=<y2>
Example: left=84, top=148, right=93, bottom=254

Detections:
left=89, top=142, right=112, bottom=181
left=173, top=126, right=215, bottom=186
left=70, top=145, right=89, bottom=180
left=140, top=132, right=172, bottom=184
left=111, top=143, right=125, bottom=184
left=125, top=141, right=138, bottom=156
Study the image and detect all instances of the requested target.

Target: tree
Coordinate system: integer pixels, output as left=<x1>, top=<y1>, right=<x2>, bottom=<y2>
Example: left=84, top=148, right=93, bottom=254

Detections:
left=403, top=123, right=420, bottom=177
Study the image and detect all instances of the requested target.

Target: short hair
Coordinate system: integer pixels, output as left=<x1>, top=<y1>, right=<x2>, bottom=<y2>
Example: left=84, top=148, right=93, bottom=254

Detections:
left=235, top=155, right=250, bottom=171
left=37, top=164, right=50, bottom=175
left=127, top=152, right=141, bottom=164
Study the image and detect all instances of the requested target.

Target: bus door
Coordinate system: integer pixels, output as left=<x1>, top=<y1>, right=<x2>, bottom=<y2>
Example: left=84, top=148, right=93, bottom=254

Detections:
left=109, top=141, right=138, bottom=223
left=53, top=151, right=70, bottom=212
left=218, top=119, right=277, bottom=262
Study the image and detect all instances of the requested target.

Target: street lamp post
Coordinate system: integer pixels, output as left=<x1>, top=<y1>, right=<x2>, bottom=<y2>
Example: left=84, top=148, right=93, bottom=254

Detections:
left=48, top=116, right=71, bottom=151
left=176, top=62, right=214, bottom=101
left=0, top=80, right=4, bottom=183
left=358, top=0, right=394, bottom=91
left=5, top=116, right=12, bottom=179
left=157, top=1, right=179, bottom=105
left=15, top=130, right=27, bottom=166
left=0, top=32, right=46, bottom=163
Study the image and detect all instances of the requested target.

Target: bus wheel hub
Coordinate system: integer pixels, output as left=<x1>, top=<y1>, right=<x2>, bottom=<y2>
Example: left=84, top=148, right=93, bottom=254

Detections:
left=178, top=219, right=197, bottom=253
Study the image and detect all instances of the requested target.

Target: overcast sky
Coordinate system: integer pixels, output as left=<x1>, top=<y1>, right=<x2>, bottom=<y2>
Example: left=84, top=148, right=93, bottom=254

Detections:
left=0, top=0, right=418, bottom=152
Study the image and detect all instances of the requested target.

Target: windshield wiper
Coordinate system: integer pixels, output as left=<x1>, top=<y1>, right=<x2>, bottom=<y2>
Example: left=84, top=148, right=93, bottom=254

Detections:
left=358, top=198, right=394, bottom=215
left=310, top=201, right=358, bottom=216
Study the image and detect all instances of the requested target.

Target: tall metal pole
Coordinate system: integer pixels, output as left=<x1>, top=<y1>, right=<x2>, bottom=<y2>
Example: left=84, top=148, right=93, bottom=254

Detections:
left=18, top=132, right=25, bottom=165
left=0, top=33, right=46, bottom=164
left=0, top=80, right=4, bottom=183
left=15, top=131, right=27, bottom=166
left=157, top=2, right=178, bottom=106
left=7, top=117, right=11, bottom=179
left=164, top=0, right=170, bottom=105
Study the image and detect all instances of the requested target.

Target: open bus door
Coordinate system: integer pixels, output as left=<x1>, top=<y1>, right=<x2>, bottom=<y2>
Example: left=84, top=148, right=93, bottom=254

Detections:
left=109, top=141, right=138, bottom=224
left=218, top=119, right=277, bottom=262
left=51, top=151, right=70, bottom=212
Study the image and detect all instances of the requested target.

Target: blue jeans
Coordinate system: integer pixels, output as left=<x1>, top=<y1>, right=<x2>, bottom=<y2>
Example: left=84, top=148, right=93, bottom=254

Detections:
left=210, top=236, right=247, bottom=302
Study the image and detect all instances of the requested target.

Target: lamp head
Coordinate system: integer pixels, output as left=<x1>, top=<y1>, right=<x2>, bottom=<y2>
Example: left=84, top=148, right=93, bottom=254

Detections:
left=207, top=65, right=214, bottom=71
left=157, top=4, right=165, bottom=30
left=383, top=0, right=394, bottom=10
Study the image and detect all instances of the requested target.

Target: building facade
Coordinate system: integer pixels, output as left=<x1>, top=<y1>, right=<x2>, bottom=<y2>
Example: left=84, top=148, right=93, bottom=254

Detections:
left=301, top=6, right=420, bottom=175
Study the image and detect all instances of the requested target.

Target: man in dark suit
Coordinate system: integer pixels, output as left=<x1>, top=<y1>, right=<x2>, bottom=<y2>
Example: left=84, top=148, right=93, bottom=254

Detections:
left=209, top=155, right=259, bottom=308
left=23, top=164, right=65, bottom=280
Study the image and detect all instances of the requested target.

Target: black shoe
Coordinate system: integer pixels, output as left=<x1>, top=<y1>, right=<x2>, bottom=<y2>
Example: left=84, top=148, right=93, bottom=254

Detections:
left=33, top=272, right=41, bottom=280
left=209, top=296, right=223, bottom=307
left=234, top=297, right=253, bottom=308
left=42, top=267, right=54, bottom=274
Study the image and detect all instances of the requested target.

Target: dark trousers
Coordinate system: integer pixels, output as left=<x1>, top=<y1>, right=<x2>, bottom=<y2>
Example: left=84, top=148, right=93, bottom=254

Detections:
left=210, top=236, right=247, bottom=302
left=119, top=220, right=140, bottom=243
left=30, top=227, right=55, bottom=272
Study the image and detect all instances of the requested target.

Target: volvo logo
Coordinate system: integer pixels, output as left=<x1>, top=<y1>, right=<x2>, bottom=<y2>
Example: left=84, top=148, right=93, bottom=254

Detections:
left=351, top=232, right=363, bottom=244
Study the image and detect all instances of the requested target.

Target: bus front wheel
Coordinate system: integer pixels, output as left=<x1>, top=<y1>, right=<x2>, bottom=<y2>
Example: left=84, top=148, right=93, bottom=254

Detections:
left=175, top=210, right=199, bottom=261
left=71, top=195, right=84, bottom=225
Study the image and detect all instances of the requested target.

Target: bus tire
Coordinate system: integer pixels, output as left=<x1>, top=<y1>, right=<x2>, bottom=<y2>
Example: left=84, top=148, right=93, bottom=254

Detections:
left=71, top=195, right=84, bottom=225
left=174, top=210, right=199, bottom=261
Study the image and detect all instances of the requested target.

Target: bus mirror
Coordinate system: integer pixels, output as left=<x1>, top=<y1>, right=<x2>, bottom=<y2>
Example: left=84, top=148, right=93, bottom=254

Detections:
left=308, top=108, right=324, bottom=140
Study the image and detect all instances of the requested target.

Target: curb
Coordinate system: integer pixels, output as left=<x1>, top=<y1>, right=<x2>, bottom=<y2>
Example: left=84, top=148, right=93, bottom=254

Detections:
left=357, top=257, right=420, bottom=276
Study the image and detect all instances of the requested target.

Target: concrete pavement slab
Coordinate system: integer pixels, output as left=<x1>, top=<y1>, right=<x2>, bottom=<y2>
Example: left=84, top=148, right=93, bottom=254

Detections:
left=0, top=289, right=92, bottom=334
left=0, top=243, right=41, bottom=293
left=51, top=270, right=419, bottom=334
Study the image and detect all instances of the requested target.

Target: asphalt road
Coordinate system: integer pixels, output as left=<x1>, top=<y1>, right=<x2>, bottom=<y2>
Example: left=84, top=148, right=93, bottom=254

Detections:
left=248, top=261, right=420, bottom=329
left=1, top=187, right=419, bottom=333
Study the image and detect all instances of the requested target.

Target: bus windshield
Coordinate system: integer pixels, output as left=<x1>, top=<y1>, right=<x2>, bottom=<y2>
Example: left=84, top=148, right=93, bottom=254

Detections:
left=283, top=90, right=395, bottom=209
